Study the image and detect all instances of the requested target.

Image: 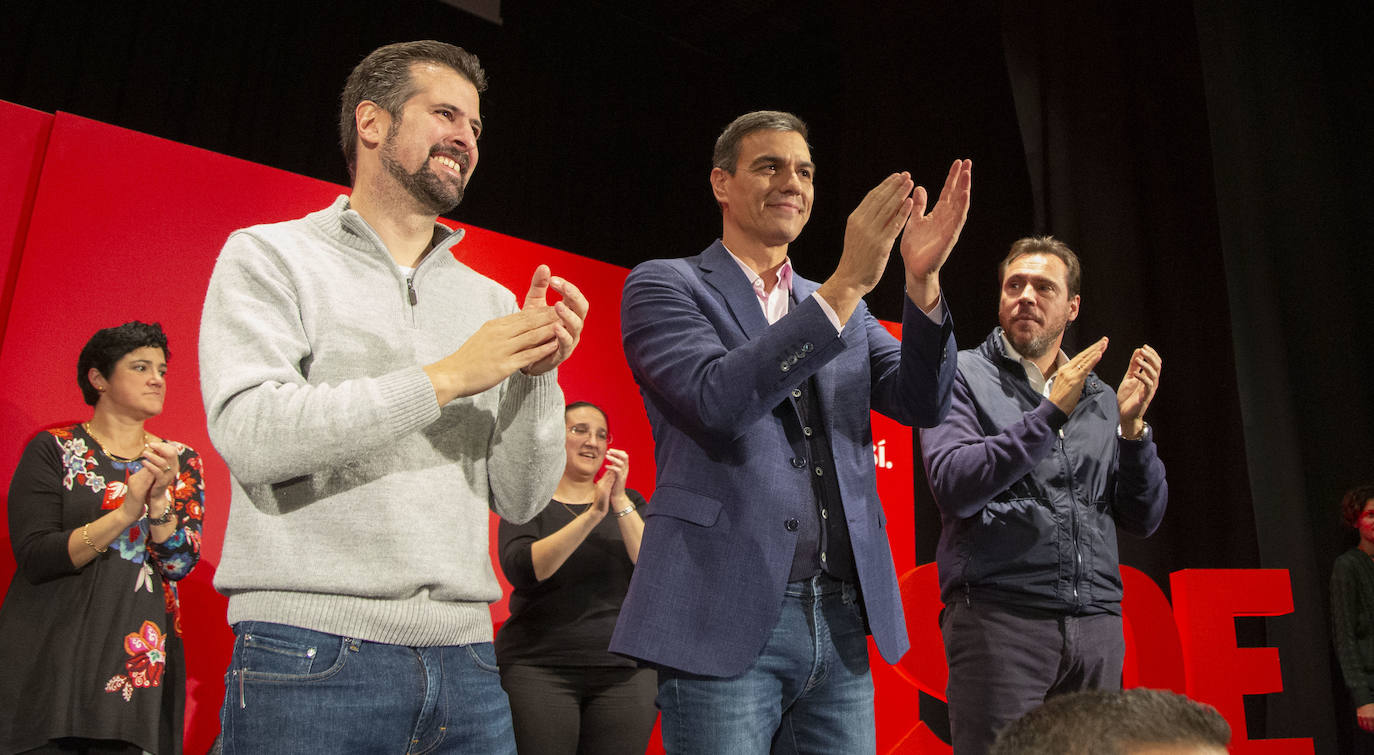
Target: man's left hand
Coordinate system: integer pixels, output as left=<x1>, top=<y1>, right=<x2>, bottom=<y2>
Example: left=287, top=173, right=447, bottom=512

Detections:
left=521, top=264, right=588, bottom=375
left=1117, top=344, right=1162, bottom=438
left=899, top=159, right=972, bottom=309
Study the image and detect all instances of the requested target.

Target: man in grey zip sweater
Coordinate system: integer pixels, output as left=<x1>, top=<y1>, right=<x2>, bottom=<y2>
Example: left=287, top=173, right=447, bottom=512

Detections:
left=199, top=41, right=587, bottom=753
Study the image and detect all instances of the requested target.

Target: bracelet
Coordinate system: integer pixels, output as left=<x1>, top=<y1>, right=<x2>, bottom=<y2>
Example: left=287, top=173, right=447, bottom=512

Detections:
left=148, top=507, right=176, bottom=526
left=82, top=523, right=107, bottom=554
left=614, top=505, right=637, bottom=519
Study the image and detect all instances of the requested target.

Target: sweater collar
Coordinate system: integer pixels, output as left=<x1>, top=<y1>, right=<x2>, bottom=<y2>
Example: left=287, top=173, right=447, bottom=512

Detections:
left=322, top=195, right=467, bottom=264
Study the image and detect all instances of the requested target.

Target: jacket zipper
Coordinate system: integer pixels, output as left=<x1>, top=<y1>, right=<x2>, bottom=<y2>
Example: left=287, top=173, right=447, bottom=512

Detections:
left=1060, top=426, right=1084, bottom=610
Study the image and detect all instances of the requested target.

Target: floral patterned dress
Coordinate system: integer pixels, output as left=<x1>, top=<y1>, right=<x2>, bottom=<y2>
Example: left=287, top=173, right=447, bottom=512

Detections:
left=0, top=425, right=205, bottom=754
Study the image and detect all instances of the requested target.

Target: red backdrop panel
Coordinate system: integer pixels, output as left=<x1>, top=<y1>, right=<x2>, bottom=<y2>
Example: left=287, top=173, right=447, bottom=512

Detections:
left=0, top=112, right=348, bottom=754
left=0, top=100, right=53, bottom=619
left=0, top=101, right=53, bottom=356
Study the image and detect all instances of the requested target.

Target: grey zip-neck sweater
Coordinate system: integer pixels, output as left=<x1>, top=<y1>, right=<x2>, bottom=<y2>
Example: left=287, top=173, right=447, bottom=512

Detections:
left=200, top=196, right=563, bottom=646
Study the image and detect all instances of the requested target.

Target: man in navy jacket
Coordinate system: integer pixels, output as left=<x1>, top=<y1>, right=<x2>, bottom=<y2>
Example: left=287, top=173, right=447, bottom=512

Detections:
left=920, top=236, right=1168, bottom=754
left=610, top=110, right=969, bottom=752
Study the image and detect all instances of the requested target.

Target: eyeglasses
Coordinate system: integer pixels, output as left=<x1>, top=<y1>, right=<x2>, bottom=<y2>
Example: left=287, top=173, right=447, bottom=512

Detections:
left=568, top=424, right=611, bottom=443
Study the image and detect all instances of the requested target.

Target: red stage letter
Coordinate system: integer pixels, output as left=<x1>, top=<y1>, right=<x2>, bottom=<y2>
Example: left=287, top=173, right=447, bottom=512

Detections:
left=1171, top=569, right=1314, bottom=753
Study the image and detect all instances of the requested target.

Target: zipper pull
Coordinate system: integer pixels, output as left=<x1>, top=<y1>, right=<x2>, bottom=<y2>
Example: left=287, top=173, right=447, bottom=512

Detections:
left=406, top=277, right=418, bottom=306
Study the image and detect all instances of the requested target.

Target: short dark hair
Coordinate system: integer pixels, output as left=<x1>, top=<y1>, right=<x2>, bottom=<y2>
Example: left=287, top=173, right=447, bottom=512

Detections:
left=77, top=321, right=169, bottom=406
left=1341, top=484, right=1374, bottom=528
left=990, top=688, right=1231, bottom=755
left=339, top=40, right=488, bottom=180
left=566, top=400, right=608, bottom=427
left=712, top=110, right=810, bottom=174
left=999, top=236, right=1083, bottom=298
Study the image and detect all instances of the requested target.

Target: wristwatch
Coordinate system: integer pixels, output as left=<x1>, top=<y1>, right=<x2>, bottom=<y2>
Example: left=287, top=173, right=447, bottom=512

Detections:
left=1120, top=422, right=1152, bottom=442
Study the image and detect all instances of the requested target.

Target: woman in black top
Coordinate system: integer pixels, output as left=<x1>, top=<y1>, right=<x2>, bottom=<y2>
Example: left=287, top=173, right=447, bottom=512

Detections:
left=1332, top=483, right=1374, bottom=754
left=496, top=401, right=655, bottom=755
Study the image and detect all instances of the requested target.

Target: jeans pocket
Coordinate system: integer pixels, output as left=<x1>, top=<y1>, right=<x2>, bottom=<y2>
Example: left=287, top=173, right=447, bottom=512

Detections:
left=465, top=642, right=501, bottom=675
left=237, top=623, right=350, bottom=682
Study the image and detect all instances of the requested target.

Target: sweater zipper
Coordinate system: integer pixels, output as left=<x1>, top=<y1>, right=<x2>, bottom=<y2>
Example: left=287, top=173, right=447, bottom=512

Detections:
left=400, top=274, right=418, bottom=327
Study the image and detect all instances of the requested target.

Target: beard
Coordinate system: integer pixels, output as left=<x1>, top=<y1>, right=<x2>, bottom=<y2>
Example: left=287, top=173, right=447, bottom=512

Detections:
left=1006, top=316, right=1068, bottom=359
left=380, top=126, right=469, bottom=215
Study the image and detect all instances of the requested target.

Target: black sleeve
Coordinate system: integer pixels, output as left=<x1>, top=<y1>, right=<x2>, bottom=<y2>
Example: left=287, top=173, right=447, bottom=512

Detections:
left=497, top=502, right=546, bottom=589
left=8, top=433, right=80, bottom=584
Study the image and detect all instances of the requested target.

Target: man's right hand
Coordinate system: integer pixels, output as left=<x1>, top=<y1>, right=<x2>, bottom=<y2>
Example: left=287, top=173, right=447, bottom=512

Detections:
left=1359, top=703, right=1374, bottom=732
left=424, top=306, right=560, bottom=406
left=1049, top=337, right=1108, bottom=415
left=816, top=172, right=916, bottom=324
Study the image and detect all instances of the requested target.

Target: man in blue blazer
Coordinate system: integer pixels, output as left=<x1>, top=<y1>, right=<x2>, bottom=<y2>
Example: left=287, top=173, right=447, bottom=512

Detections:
left=611, top=110, right=972, bottom=752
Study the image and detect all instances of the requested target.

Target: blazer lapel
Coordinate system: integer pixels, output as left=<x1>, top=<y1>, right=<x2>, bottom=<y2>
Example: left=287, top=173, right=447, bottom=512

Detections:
left=699, top=241, right=770, bottom=338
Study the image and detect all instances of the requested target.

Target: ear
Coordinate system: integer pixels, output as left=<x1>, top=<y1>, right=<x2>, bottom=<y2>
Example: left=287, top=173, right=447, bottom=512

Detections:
left=87, top=367, right=106, bottom=391
left=1066, top=294, right=1081, bottom=323
left=710, top=167, right=731, bottom=206
left=355, top=100, right=390, bottom=151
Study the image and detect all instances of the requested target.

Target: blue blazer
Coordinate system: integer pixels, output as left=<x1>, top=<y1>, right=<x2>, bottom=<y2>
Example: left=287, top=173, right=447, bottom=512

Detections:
left=610, top=241, right=956, bottom=676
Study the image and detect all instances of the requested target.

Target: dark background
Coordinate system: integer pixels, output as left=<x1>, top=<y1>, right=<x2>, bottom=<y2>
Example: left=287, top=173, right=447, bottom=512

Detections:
left=4, top=1, right=1370, bottom=749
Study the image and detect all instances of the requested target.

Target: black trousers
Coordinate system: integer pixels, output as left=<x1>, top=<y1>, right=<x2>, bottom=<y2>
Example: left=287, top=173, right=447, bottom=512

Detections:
left=500, top=664, right=658, bottom=755
left=941, top=601, right=1125, bottom=755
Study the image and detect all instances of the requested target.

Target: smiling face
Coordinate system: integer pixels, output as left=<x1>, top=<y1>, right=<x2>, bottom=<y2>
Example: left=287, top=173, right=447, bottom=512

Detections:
left=711, top=129, right=814, bottom=252
left=998, top=253, right=1080, bottom=359
left=563, top=406, right=610, bottom=481
left=377, top=62, right=482, bottom=215
left=90, top=346, right=167, bottom=420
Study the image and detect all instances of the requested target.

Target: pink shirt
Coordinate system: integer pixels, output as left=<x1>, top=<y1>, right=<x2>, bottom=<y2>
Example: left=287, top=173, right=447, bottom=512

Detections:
left=723, top=246, right=945, bottom=328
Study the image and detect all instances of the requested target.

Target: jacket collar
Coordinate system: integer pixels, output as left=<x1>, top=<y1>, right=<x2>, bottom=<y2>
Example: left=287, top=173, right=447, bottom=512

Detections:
left=699, top=241, right=770, bottom=337
left=981, top=327, right=1104, bottom=397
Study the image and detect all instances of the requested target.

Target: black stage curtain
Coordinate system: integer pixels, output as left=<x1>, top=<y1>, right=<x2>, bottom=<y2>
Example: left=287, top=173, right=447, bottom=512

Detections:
left=913, top=1, right=1371, bottom=748
left=1193, top=1, right=1373, bottom=750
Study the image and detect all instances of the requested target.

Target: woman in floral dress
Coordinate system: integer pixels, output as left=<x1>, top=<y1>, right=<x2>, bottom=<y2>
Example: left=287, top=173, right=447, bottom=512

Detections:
left=0, top=321, right=205, bottom=754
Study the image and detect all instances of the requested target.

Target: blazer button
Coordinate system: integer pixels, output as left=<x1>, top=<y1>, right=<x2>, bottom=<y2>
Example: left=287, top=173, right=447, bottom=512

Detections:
left=780, top=362, right=790, bottom=372
left=790, top=457, right=806, bottom=469
left=785, top=518, right=799, bottom=531
left=802, top=342, right=813, bottom=352
left=792, top=388, right=802, bottom=398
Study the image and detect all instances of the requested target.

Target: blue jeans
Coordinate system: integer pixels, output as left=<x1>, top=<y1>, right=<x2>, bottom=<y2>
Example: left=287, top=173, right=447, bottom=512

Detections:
left=657, top=574, right=875, bottom=754
left=219, top=621, right=515, bottom=755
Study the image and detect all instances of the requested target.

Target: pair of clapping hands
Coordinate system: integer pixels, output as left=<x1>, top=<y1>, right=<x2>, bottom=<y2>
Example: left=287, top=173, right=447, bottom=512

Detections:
left=425, top=265, right=589, bottom=405
left=117, top=441, right=180, bottom=526
left=1051, top=339, right=1162, bottom=440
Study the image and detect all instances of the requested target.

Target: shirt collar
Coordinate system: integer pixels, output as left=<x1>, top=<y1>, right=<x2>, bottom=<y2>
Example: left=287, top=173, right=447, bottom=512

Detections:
left=1000, top=330, right=1068, bottom=396
left=724, top=246, right=794, bottom=302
